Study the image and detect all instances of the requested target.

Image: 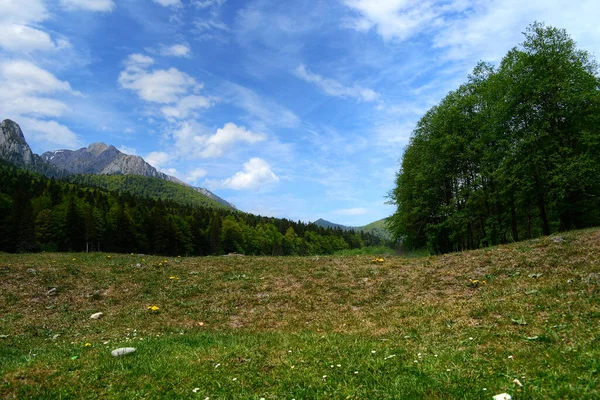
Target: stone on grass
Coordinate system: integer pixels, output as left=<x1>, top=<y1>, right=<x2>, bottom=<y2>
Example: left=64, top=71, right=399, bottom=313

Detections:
left=111, top=347, right=136, bottom=357
left=90, top=312, right=103, bottom=320
left=493, top=394, right=511, bottom=400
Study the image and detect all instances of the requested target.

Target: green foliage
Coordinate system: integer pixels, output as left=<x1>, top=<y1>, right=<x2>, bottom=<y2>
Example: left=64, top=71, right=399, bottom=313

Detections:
left=389, top=23, right=600, bottom=253
left=69, top=174, right=229, bottom=210
left=0, top=162, right=385, bottom=256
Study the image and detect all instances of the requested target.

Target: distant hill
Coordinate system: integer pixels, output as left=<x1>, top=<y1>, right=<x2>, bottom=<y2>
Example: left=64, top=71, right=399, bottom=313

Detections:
left=0, top=118, right=234, bottom=210
left=313, top=217, right=392, bottom=241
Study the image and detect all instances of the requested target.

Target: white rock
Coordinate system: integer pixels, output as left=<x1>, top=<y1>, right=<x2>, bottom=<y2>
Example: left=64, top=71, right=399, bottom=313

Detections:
left=90, top=312, right=104, bottom=320
left=111, top=347, right=136, bottom=357
left=493, top=394, right=512, bottom=400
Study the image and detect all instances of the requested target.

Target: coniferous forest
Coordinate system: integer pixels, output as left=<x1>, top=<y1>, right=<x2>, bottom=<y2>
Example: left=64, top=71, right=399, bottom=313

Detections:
left=0, top=162, right=384, bottom=256
left=388, top=23, right=600, bottom=254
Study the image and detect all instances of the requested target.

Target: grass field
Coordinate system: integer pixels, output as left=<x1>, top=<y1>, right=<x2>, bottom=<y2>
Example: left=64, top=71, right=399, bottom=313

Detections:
left=1, top=229, right=599, bottom=399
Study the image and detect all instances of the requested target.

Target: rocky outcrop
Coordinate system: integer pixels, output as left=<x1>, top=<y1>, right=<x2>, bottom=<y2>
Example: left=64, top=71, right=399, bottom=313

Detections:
left=194, top=187, right=236, bottom=209
left=0, top=119, right=35, bottom=166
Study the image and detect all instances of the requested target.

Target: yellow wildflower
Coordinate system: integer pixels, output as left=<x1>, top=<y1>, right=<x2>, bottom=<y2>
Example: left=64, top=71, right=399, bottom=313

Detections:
left=84, top=342, right=92, bottom=347
left=147, top=305, right=160, bottom=312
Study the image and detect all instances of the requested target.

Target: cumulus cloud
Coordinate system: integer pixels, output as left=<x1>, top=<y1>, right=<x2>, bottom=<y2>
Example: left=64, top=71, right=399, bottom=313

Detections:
left=118, top=53, right=200, bottom=103
left=60, top=0, right=115, bottom=12
left=161, top=95, right=212, bottom=119
left=0, top=24, right=69, bottom=53
left=294, top=64, right=379, bottom=102
left=0, top=0, right=48, bottom=24
left=18, top=117, right=81, bottom=149
left=145, top=151, right=171, bottom=170
left=185, top=167, right=208, bottom=184
left=156, top=43, right=191, bottom=57
left=211, top=158, right=279, bottom=190
left=0, top=60, right=81, bottom=118
left=0, top=0, right=70, bottom=54
left=172, top=121, right=266, bottom=158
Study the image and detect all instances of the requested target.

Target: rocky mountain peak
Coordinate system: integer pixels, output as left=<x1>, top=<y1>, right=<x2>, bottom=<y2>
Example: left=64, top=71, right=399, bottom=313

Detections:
left=87, top=142, right=109, bottom=156
left=0, top=119, right=35, bottom=166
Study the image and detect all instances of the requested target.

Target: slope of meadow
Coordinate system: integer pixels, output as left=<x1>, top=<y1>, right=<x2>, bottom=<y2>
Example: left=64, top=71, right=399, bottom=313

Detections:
left=1, top=228, right=599, bottom=399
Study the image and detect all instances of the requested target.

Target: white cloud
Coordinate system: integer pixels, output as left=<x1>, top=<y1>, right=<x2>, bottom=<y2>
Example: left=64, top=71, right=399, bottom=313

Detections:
left=157, top=44, right=191, bottom=57
left=163, top=167, right=179, bottom=176
left=294, top=64, right=379, bottom=102
left=0, top=60, right=81, bottom=118
left=0, top=0, right=48, bottom=24
left=18, top=117, right=81, bottom=149
left=172, top=121, right=266, bottom=158
left=193, top=0, right=226, bottom=9
left=185, top=167, right=208, bottom=184
left=152, top=0, right=182, bottom=7
left=432, top=0, right=600, bottom=63
left=145, top=151, right=171, bottom=170
left=60, top=0, right=115, bottom=12
left=118, top=54, right=199, bottom=104
left=334, top=207, right=369, bottom=216
left=0, top=24, right=67, bottom=53
left=1, top=60, right=79, bottom=95
left=161, top=95, right=212, bottom=119
left=118, top=145, right=137, bottom=155
left=211, top=158, right=279, bottom=190
left=342, top=0, right=466, bottom=42
left=343, top=0, right=600, bottom=63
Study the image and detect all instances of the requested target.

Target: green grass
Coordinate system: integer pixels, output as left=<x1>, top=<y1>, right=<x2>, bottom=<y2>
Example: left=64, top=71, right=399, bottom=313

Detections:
left=1, top=229, right=600, bottom=399
left=332, top=245, right=396, bottom=256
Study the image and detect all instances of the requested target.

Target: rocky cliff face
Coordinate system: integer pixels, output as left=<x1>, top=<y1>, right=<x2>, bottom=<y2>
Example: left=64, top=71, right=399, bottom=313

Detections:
left=0, top=119, right=35, bottom=166
left=194, top=187, right=236, bottom=209
left=41, top=143, right=184, bottom=183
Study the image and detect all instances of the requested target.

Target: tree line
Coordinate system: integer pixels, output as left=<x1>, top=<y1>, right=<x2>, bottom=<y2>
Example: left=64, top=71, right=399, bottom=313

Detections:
left=388, top=23, right=600, bottom=254
left=0, top=162, right=385, bottom=255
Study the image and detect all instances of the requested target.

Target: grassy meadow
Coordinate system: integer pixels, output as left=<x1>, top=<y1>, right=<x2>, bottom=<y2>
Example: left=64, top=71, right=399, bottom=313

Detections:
left=1, top=229, right=599, bottom=399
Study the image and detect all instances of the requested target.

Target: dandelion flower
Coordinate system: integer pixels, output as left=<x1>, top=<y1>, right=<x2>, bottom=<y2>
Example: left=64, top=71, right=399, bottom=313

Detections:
left=147, top=305, right=160, bottom=312
left=84, top=342, right=91, bottom=347
left=170, top=276, right=175, bottom=280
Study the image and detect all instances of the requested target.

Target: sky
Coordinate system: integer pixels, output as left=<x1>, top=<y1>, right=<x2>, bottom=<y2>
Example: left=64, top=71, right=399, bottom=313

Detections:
left=1, top=0, right=600, bottom=226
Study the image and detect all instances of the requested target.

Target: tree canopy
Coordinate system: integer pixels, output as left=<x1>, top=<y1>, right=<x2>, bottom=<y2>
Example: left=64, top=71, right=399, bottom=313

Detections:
left=388, top=23, right=600, bottom=253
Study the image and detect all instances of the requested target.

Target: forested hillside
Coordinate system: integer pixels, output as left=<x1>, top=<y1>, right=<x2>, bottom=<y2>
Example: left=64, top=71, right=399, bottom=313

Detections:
left=388, top=23, right=600, bottom=253
left=69, top=174, right=229, bottom=210
left=0, top=162, right=384, bottom=256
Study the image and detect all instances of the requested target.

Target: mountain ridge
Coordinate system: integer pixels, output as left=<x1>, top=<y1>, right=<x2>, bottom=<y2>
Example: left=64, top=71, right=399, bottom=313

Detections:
left=0, top=119, right=234, bottom=209
left=313, top=217, right=392, bottom=240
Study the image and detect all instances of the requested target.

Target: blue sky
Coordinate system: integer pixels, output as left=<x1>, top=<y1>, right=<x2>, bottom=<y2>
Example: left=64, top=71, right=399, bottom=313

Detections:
left=1, top=0, right=599, bottom=225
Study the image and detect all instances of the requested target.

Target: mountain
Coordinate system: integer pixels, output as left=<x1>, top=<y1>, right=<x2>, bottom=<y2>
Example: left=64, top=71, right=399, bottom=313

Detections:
left=0, top=119, right=35, bottom=166
left=40, top=142, right=186, bottom=184
left=313, top=217, right=392, bottom=241
left=0, top=119, right=234, bottom=209
left=194, top=187, right=236, bottom=208
left=313, top=218, right=353, bottom=230
left=0, top=119, right=63, bottom=177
